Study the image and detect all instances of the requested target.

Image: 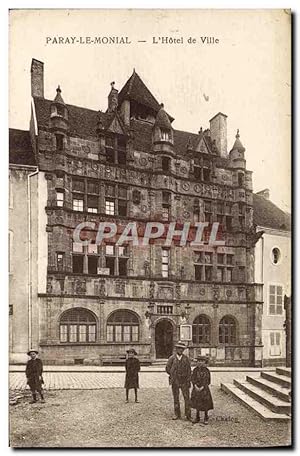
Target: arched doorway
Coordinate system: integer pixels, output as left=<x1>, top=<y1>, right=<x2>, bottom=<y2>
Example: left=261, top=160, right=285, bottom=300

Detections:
left=155, top=319, right=173, bottom=359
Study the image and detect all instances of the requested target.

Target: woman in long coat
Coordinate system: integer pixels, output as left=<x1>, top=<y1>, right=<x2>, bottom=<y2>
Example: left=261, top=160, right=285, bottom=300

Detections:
left=124, top=348, right=140, bottom=403
left=191, top=355, right=213, bottom=424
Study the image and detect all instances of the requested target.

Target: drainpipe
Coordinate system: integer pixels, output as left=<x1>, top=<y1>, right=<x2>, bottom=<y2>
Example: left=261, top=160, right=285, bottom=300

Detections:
left=27, top=168, right=39, bottom=350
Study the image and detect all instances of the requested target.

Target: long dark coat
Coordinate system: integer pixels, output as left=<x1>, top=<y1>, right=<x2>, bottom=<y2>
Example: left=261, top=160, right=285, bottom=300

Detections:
left=190, top=366, right=213, bottom=411
left=25, top=358, right=44, bottom=391
left=124, top=357, right=140, bottom=389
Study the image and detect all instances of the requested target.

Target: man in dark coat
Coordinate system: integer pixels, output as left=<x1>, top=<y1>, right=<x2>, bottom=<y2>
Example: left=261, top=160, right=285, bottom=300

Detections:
left=124, top=348, right=140, bottom=403
left=166, top=341, right=191, bottom=420
left=25, top=349, right=45, bottom=403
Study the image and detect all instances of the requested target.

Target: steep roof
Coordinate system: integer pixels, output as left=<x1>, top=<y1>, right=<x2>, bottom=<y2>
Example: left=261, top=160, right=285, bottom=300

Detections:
left=253, top=193, right=291, bottom=231
left=33, top=96, right=216, bottom=157
left=33, top=97, right=106, bottom=138
left=9, top=129, right=36, bottom=166
left=118, top=70, right=162, bottom=113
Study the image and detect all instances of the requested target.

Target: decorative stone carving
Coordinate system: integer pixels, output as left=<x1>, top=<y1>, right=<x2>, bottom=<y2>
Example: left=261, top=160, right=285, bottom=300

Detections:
left=115, top=280, right=125, bottom=295
left=75, top=279, right=86, bottom=294
left=132, top=190, right=141, bottom=205
left=144, top=261, right=150, bottom=277
left=95, top=279, right=106, bottom=297
left=149, top=281, right=155, bottom=299
left=175, top=284, right=181, bottom=300
left=140, top=157, right=147, bottom=167
left=158, top=286, right=173, bottom=300
left=182, top=182, right=190, bottom=191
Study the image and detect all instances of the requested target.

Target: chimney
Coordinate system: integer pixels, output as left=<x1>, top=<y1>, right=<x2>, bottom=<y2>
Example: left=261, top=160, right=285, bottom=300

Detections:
left=31, top=58, right=44, bottom=98
left=108, top=81, right=118, bottom=112
left=209, top=112, right=227, bottom=157
left=256, top=189, right=270, bottom=200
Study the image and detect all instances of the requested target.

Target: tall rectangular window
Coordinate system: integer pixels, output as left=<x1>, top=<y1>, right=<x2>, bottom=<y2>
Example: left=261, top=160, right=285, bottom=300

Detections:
left=204, top=200, right=212, bottom=224
left=72, top=178, right=84, bottom=212
left=56, top=190, right=64, bottom=207
left=87, top=195, right=98, bottom=213
left=72, top=255, right=84, bottom=273
left=57, top=252, right=65, bottom=271
left=105, top=200, right=115, bottom=215
left=118, top=186, right=127, bottom=216
left=73, top=198, right=84, bottom=212
left=269, top=331, right=281, bottom=356
left=162, top=248, right=169, bottom=278
left=269, top=285, right=283, bottom=315
left=56, top=134, right=64, bottom=151
left=162, top=191, right=171, bottom=221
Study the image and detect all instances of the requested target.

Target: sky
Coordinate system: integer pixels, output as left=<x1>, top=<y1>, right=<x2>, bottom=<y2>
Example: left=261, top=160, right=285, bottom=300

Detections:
left=9, top=9, right=291, bottom=212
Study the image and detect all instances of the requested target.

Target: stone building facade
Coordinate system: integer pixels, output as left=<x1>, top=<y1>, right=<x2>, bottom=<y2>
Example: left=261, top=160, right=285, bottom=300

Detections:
left=9, top=58, right=264, bottom=365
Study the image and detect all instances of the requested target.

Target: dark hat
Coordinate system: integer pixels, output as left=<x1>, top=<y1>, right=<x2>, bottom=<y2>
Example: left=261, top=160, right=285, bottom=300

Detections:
left=27, top=349, right=38, bottom=356
left=126, top=348, right=137, bottom=355
left=195, top=354, right=209, bottom=362
left=175, top=341, right=187, bottom=349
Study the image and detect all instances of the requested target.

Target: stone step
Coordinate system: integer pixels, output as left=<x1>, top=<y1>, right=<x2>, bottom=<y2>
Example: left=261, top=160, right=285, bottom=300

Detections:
left=221, top=383, right=291, bottom=422
left=276, top=367, right=291, bottom=378
left=261, top=371, right=291, bottom=388
left=233, top=379, right=291, bottom=414
left=246, top=375, right=291, bottom=402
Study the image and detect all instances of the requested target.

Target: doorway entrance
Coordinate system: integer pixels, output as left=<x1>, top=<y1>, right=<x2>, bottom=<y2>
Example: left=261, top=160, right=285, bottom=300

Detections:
left=155, top=319, right=173, bottom=359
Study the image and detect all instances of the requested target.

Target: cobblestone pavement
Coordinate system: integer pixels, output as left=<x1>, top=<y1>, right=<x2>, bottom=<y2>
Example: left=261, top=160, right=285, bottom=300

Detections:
left=9, top=370, right=261, bottom=390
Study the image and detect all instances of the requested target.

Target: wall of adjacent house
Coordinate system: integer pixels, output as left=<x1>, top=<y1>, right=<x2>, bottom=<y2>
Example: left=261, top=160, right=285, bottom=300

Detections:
left=255, top=229, right=291, bottom=366
left=9, top=167, right=34, bottom=363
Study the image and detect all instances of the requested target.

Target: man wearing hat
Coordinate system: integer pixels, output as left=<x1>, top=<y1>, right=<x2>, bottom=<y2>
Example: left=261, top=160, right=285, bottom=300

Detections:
left=25, top=349, right=45, bottom=404
left=165, top=341, right=191, bottom=420
left=124, top=348, right=140, bottom=403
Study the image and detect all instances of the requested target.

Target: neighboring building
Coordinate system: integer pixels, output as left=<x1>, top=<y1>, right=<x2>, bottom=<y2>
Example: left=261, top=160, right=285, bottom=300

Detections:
left=9, top=129, right=39, bottom=363
left=9, top=58, right=265, bottom=365
left=254, top=190, right=291, bottom=366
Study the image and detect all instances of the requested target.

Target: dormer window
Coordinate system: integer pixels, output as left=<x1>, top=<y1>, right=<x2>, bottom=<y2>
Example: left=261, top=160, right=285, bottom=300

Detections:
left=161, top=129, right=171, bottom=141
left=105, top=135, right=127, bottom=166
left=56, top=105, right=65, bottom=116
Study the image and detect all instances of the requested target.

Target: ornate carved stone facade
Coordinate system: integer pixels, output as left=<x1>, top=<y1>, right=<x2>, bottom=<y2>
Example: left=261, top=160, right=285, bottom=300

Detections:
left=10, top=58, right=264, bottom=365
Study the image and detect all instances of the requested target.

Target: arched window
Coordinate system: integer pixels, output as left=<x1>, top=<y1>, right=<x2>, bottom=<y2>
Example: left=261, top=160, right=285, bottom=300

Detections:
left=192, top=315, right=211, bottom=345
left=219, top=316, right=237, bottom=345
left=107, top=310, right=139, bottom=343
left=60, top=308, right=96, bottom=343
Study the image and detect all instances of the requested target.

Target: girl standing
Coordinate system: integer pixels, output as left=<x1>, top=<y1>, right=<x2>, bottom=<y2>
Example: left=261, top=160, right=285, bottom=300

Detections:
left=191, top=355, right=213, bottom=425
left=124, top=348, right=140, bottom=403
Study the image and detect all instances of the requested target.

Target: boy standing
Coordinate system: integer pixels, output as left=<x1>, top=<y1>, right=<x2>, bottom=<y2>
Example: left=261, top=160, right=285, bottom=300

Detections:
left=25, top=349, right=45, bottom=404
left=124, top=348, right=140, bottom=403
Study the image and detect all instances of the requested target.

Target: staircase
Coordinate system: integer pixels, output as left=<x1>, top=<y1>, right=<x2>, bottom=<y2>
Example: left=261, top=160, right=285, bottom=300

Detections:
left=221, top=367, right=291, bottom=421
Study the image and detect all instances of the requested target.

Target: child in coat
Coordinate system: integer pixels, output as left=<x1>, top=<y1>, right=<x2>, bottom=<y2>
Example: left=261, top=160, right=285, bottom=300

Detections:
left=191, top=355, right=213, bottom=425
left=25, top=349, right=45, bottom=404
left=124, top=348, right=140, bottom=403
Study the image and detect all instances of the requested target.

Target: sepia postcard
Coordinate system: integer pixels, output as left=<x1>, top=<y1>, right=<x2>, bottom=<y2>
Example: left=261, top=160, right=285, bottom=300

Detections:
left=8, top=8, right=292, bottom=448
